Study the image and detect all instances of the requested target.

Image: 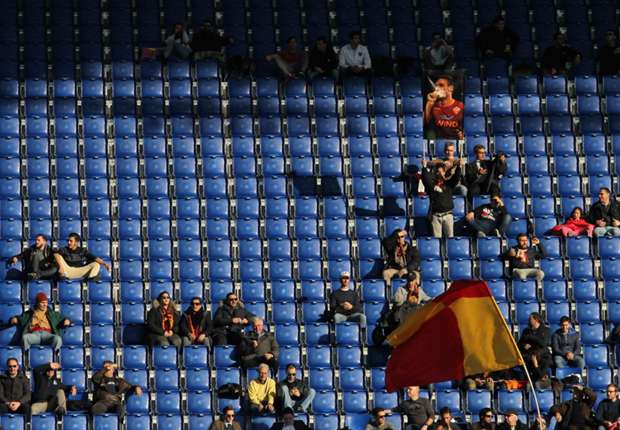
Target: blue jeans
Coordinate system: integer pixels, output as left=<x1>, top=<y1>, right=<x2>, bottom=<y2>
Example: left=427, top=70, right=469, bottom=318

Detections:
left=553, top=354, right=585, bottom=369
left=595, top=226, right=620, bottom=237
left=334, top=313, right=366, bottom=328
left=469, top=214, right=512, bottom=236
left=22, top=331, right=62, bottom=351
left=281, top=386, right=316, bottom=412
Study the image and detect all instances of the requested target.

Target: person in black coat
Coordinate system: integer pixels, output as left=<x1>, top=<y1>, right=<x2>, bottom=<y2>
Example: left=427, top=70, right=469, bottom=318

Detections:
left=7, top=234, right=57, bottom=280
left=542, top=32, right=581, bottom=75
left=308, top=37, right=339, bottom=80
left=550, top=385, right=597, bottom=430
left=422, top=159, right=461, bottom=238
left=212, top=292, right=256, bottom=345
left=465, top=145, right=507, bottom=201
left=518, top=312, right=552, bottom=388
left=476, top=16, right=519, bottom=58
left=190, top=21, right=232, bottom=61
left=381, top=228, right=420, bottom=287
left=179, top=297, right=213, bottom=346
left=0, top=358, right=30, bottom=415
left=466, top=194, right=512, bottom=237
left=31, top=362, right=76, bottom=415
left=145, top=291, right=182, bottom=348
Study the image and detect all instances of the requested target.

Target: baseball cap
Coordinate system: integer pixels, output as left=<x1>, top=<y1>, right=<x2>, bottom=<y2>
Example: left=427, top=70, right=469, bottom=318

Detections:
left=340, top=271, right=350, bottom=278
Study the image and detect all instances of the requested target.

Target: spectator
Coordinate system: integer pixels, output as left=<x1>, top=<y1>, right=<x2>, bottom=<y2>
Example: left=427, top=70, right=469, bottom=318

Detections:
left=466, top=194, right=512, bottom=237
left=381, top=228, right=420, bottom=287
left=330, top=271, right=366, bottom=328
left=496, top=410, right=528, bottom=430
left=423, top=33, right=455, bottom=72
left=146, top=291, right=182, bottom=348
left=503, top=233, right=545, bottom=281
left=7, top=234, right=57, bottom=280
left=53, top=232, right=110, bottom=281
left=423, top=75, right=465, bottom=140
left=365, top=407, right=395, bottom=430
left=471, top=408, right=496, bottom=430
left=239, top=318, right=279, bottom=373
left=436, top=407, right=458, bottom=430
left=190, top=21, right=231, bottom=62
left=211, top=405, right=242, bottom=430
left=587, top=187, right=620, bottom=237
left=266, top=37, right=308, bottom=81
left=549, top=207, right=594, bottom=237
left=465, top=146, right=507, bottom=200
left=248, top=363, right=276, bottom=415
left=279, top=364, right=316, bottom=413
left=179, top=297, right=213, bottom=346
left=476, top=17, right=519, bottom=58
left=339, top=31, right=372, bottom=78
left=461, top=372, right=495, bottom=392
left=270, top=407, right=309, bottom=430
left=392, top=272, right=431, bottom=325
left=163, top=22, right=192, bottom=60
left=31, top=362, right=76, bottom=415
left=213, top=292, right=255, bottom=345
left=599, top=31, right=620, bottom=76
left=0, top=358, right=30, bottom=415
left=390, top=386, right=434, bottom=430
left=595, top=384, right=620, bottom=430
left=426, top=142, right=467, bottom=196
left=308, top=37, right=339, bottom=80
left=551, top=316, right=585, bottom=369
left=518, top=312, right=552, bottom=389
left=421, top=158, right=460, bottom=238
left=91, top=361, right=142, bottom=415
left=10, top=292, right=69, bottom=352
left=542, top=32, right=581, bottom=75
left=549, top=385, right=597, bottom=430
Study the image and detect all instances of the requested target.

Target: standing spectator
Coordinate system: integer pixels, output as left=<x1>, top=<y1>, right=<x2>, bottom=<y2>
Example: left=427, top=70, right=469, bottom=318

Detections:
left=91, top=361, right=143, bottom=414
left=53, top=232, right=110, bottom=280
left=596, top=384, right=620, bottom=430
left=466, top=194, right=512, bottom=237
left=503, top=233, right=545, bottom=281
left=10, top=292, right=70, bottom=352
left=423, top=33, right=455, bottom=72
left=476, top=17, right=519, bottom=58
left=549, top=385, right=597, bottom=430
left=0, top=358, right=30, bottom=415
left=542, top=32, right=581, bottom=75
left=212, top=292, right=255, bottom=345
left=465, top=146, right=507, bottom=200
left=266, top=37, right=308, bottom=81
left=248, top=363, right=276, bottom=415
left=382, top=229, right=420, bottom=287
left=239, top=318, right=279, bottom=374
left=421, top=159, right=460, bottom=238
left=423, top=75, right=465, bottom=140
left=426, top=142, right=467, bottom=196
left=31, top=362, right=76, bottom=415
left=179, top=297, right=213, bottom=346
left=518, top=312, right=551, bottom=388
left=471, top=408, right=496, bottom=430
left=145, top=291, right=182, bottom=348
left=587, top=187, right=620, bottom=237
left=390, top=386, right=434, bottom=430
left=190, top=21, right=232, bottom=62
left=392, top=272, right=431, bottom=325
left=549, top=207, right=595, bottom=237
left=366, top=407, right=395, bottom=430
left=599, top=31, right=620, bottom=76
left=496, top=410, right=528, bottom=430
left=270, top=407, right=310, bottom=430
left=308, top=37, right=339, bottom=80
left=329, top=271, right=366, bottom=328
left=339, top=31, right=372, bottom=78
left=551, top=316, right=585, bottom=369
left=279, top=364, right=316, bottom=413
left=163, top=22, right=192, bottom=60
left=210, top=405, right=242, bottom=430
left=7, top=234, right=57, bottom=280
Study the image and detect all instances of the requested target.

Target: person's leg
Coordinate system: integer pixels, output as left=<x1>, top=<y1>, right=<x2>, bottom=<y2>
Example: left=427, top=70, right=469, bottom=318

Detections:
left=570, top=355, right=585, bottom=368
left=280, top=385, right=295, bottom=409
left=382, top=268, right=399, bottom=286
left=168, top=334, right=182, bottom=348
left=454, top=184, right=468, bottom=196
left=594, top=226, right=608, bottom=237
left=163, top=39, right=175, bottom=59
left=55, top=389, right=67, bottom=412
left=39, top=332, right=62, bottom=352
left=240, top=354, right=259, bottom=369
left=22, top=332, right=42, bottom=351
left=182, top=336, right=191, bottom=346
left=333, top=313, right=347, bottom=324
left=430, top=213, right=442, bottom=238
left=533, top=269, right=545, bottom=281
left=348, top=313, right=367, bottom=329
left=443, top=213, right=454, bottom=238
left=84, top=262, right=101, bottom=279
left=553, top=355, right=567, bottom=368
left=38, top=265, right=58, bottom=280
left=150, top=335, right=170, bottom=347
left=31, top=402, right=49, bottom=415
left=0, top=403, right=8, bottom=414
left=512, top=269, right=528, bottom=281
left=212, top=329, right=228, bottom=345
left=299, top=388, right=316, bottom=412
left=91, top=401, right=110, bottom=415
left=498, top=214, right=512, bottom=235
left=175, top=43, right=192, bottom=59
left=273, top=55, right=293, bottom=78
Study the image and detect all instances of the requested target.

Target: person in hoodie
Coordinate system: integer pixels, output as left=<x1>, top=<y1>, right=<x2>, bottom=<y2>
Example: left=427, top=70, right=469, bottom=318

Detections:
left=180, top=297, right=213, bottom=347
left=550, top=207, right=595, bottom=237
left=213, top=292, right=256, bottom=345
left=91, top=361, right=143, bottom=415
left=421, top=158, right=461, bottom=238
left=239, top=318, right=279, bottom=374
left=588, top=187, right=620, bottom=237
left=7, top=234, right=57, bottom=280
left=145, top=291, right=182, bottom=348
left=503, top=233, right=546, bottom=281
left=381, top=228, right=420, bottom=287
left=466, top=194, right=512, bottom=237
left=551, top=316, right=585, bottom=369
left=0, top=357, right=30, bottom=414
left=31, top=362, right=76, bottom=415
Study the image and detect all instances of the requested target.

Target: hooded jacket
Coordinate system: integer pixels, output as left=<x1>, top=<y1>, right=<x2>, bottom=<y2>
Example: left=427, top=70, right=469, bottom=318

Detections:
left=213, top=301, right=255, bottom=332
left=146, top=298, right=181, bottom=337
left=0, top=371, right=30, bottom=405
left=382, top=230, right=420, bottom=272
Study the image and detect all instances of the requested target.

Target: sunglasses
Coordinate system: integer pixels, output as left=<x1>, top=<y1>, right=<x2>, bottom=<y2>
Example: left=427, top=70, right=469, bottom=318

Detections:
left=192, top=302, right=201, bottom=306
left=288, top=373, right=296, bottom=377
left=226, top=413, right=235, bottom=418
left=377, top=415, right=386, bottom=419
left=7, top=365, right=17, bottom=368
left=398, top=234, right=406, bottom=238
left=485, top=415, right=493, bottom=418
left=229, top=298, right=238, bottom=302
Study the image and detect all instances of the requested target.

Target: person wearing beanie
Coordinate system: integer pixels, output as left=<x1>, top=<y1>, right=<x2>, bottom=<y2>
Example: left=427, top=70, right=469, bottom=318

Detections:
left=10, top=293, right=70, bottom=352
left=145, top=291, right=182, bottom=348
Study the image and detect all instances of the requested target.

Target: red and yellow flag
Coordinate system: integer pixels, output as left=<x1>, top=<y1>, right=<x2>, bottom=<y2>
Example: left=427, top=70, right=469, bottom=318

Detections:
left=385, top=280, right=523, bottom=392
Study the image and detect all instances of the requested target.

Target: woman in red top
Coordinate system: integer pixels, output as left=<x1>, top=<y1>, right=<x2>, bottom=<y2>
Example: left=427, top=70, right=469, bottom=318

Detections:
left=550, top=207, right=595, bottom=237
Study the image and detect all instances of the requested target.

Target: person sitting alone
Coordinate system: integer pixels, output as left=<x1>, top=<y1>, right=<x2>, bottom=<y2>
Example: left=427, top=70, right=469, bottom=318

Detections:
left=179, top=297, right=213, bottom=346
left=239, top=318, right=279, bottom=374
left=503, top=233, right=545, bottom=281
left=466, top=194, right=512, bottom=237
left=91, top=361, right=143, bottom=415
left=476, top=16, right=519, bottom=58
left=542, top=32, right=581, bottom=75
left=339, top=31, right=372, bottom=78
left=308, top=37, right=339, bottom=80
left=7, top=234, right=57, bottom=280
left=423, top=33, right=455, bottom=72
left=551, top=316, right=585, bottom=369
left=391, top=272, right=430, bottom=325
left=549, top=207, right=594, bottom=237
left=266, top=37, right=308, bottom=81
left=146, top=291, right=182, bottom=348
left=54, top=232, right=110, bottom=280
left=31, top=362, right=76, bottom=415
left=248, top=363, right=276, bottom=415
left=381, top=228, right=420, bottom=287
left=190, top=21, right=232, bottom=62
left=329, top=271, right=366, bottom=328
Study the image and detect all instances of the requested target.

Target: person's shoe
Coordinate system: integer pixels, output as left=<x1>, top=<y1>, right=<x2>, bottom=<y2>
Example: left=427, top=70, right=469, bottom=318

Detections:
left=55, top=406, right=66, bottom=416
left=26, top=272, right=39, bottom=281
left=476, top=231, right=486, bottom=238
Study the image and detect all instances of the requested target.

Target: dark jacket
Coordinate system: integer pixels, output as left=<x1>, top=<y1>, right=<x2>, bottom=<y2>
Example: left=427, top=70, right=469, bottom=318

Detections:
left=146, top=298, right=181, bottom=337
left=476, top=25, right=519, bottom=55
left=543, top=44, right=581, bottom=72
left=551, top=328, right=581, bottom=357
left=391, top=397, right=434, bottom=426
left=92, top=369, right=137, bottom=404
left=190, top=28, right=230, bottom=52
left=422, top=166, right=460, bottom=213
left=270, top=421, right=309, bottom=430
left=473, top=203, right=508, bottom=226
left=13, top=307, right=69, bottom=336
left=211, top=421, right=243, bottom=430
left=32, top=364, right=70, bottom=403
left=495, top=422, right=529, bottom=430
left=471, top=423, right=496, bottom=430
left=519, top=324, right=551, bottom=351
left=279, top=378, right=311, bottom=401
left=596, top=398, right=620, bottom=424
left=179, top=306, right=213, bottom=340
left=213, top=302, right=255, bottom=333
left=599, top=44, right=620, bottom=76
left=465, top=158, right=507, bottom=191
left=330, top=288, right=363, bottom=316
left=587, top=200, right=620, bottom=225
left=503, top=243, right=545, bottom=270
left=12, top=245, right=56, bottom=273
left=0, top=372, right=30, bottom=405
left=309, top=46, right=338, bottom=73
left=239, top=330, right=279, bottom=361
left=55, top=246, right=97, bottom=267
left=382, top=230, right=420, bottom=272
left=551, top=388, right=597, bottom=430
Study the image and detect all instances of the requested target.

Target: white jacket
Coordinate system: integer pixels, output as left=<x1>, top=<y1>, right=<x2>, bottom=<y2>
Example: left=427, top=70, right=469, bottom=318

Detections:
left=339, top=43, right=372, bottom=69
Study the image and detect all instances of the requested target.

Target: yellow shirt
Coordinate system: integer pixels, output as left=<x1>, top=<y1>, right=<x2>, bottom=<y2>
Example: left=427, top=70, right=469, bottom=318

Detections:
left=31, top=309, right=51, bottom=331
left=248, top=377, right=276, bottom=405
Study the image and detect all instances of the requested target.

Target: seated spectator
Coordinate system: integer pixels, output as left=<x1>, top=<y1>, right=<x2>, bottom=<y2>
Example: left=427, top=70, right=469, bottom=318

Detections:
left=390, top=386, right=434, bottom=430
left=279, top=364, right=316, bottom=413
left=436, top=407, right=459, bottom=430
left=248, top=363, right=276, bottom=415
left=588, top=187, right=620, bottom=237
left=599, top=31, right=620, bottom=76
left=146, top=291, right=182, bottom=348
left=7, top=234, right=57, bottom=280
left=329, top=271, right=366, bottom=328
left=549, top=385, right=597, bottom=430
left=339, top=31, right=372, bottom=78
left=423, top=33, right=455, bottom=72
left=213, top=292, right=255, bottom=345
left=392, top=272, right=430, bottom=325
left=211, top=405, right=242, bottom=430
left=496, top=410, right=528, bottom=430
left=91, top=361, right=142, bottom=415
left=549, top=207, right=594, bottom=237
left=461, top=371, right=495, bottom=392
left=163, top=22, right=192, bottom=60
left=503, top=233, right=545, bottom=281
left=465, top=146, right=507, bottom=200
left=239, top=318, right=279, bottom=373
left=542, top=32, right=581, bottom=75
left=266, top=37, right=308, bottom=80
left=53, top=232, right=110, bottom=280
left=518, top=312, right=552, bottom=389
left=423, top=75, right=465, bottom=140
left=382, top=228, right=420, bottom=287
left=31, top=362, right=76, bottom=415
left=308, top=37, right=339, bottom=80
left=596, top=384, right=620, bottom=430
left=270, top=407, right=309, bottom=430
left=551, top=316, right=585, bottom=369
left=476, top=16, right=519, bottom=58
left=471, top=407, right=496, bottom=430
left=190, top=21, right=232, bottom=61
left=10, top=292, right=69, bottom=352
left=179, top=297, right=213, bottom=346
left=466, top=194, right=512, bottom=237
left=421, top=159, right=460, bottom=238
left=427, top=142, right=467, bottom=196
left=365, top=407, right=395, bottom=430
left=0, top=358, right=30, bottom=415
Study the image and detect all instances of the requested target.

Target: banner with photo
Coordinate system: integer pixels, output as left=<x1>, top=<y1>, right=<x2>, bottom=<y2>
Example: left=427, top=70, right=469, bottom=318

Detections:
left=423, top=70, right=465, bottom=140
